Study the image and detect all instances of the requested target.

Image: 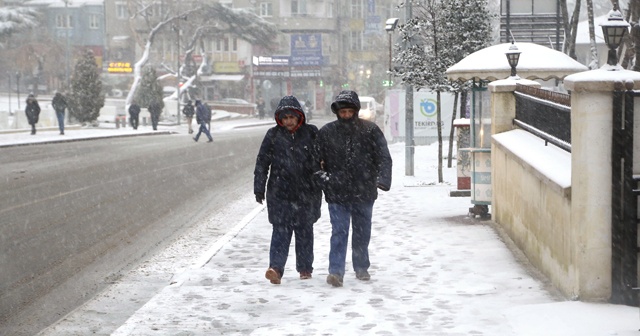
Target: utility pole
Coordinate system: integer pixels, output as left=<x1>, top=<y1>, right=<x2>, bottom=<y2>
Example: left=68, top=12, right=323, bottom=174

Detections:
left=175, top=22, right=181, bottom=125
left=405, top=1, right=414, bottom=176
left=64, top=0, right=70, bottom=91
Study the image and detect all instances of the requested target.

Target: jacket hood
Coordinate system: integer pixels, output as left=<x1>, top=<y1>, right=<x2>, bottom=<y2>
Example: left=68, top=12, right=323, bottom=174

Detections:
left=274, top=96, right=306, bottom=129
left=330, top=90, right=361, bottom=114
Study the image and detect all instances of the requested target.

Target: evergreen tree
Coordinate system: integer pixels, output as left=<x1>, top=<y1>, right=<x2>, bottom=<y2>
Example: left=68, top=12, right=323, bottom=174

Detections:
left=134, top=66, right=164, bottom=110
left=68, top=49, right=104, bottom=124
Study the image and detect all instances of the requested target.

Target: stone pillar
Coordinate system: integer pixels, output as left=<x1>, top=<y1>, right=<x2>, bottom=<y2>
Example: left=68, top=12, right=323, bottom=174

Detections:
left=564, top=69, right=640, bottom=301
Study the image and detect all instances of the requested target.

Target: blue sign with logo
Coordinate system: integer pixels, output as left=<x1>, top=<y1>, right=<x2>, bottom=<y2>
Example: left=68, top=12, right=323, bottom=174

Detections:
left=291, top=34, right=323, bottom=66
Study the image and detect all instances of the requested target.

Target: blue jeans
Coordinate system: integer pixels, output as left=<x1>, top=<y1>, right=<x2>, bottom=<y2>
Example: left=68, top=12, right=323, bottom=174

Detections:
left=269, top=224, right=314, bottom=276
left=327, top=202, right=374, bottom=276
left=194, top=123, right=212, bottom=141
left=56, top=111, right=65, bottom=134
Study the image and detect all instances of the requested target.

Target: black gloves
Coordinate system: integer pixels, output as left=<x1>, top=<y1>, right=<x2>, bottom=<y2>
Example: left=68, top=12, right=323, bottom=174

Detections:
left=255, top=192, right=265, bottom=204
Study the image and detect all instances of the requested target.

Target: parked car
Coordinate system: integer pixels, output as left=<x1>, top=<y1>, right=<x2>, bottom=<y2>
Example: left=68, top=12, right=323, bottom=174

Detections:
left=358, top=96, right=378, bottom=122
left=210, top=98, right=257, bottom=116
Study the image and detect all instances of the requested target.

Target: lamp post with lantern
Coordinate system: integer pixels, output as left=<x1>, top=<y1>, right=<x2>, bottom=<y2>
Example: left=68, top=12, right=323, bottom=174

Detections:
left=505, top=41, right=521, bottom=79
left=599, top=8, right=630, bottom=68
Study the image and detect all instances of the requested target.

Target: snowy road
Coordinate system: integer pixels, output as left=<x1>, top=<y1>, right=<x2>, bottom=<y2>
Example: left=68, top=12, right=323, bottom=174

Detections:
left=0, top=128, right=265, bottom=335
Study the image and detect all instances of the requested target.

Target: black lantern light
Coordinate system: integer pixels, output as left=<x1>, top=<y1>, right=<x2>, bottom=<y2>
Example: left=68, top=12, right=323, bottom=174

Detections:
left=505, top=41, right=521, bottom=78
left=600, top=8, right=630, bottom=66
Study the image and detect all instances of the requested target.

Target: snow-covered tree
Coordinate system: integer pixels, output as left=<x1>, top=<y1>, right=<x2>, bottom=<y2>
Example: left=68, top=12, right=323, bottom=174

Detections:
left=124, top=0, right=279, bottom=108
left=68, top=49, right=104, bottom=124
left=393, top=0, right=492, bottom=182
left=135, top=66, right=164, bottom=110
left=0, top=6, right=39, bottom=48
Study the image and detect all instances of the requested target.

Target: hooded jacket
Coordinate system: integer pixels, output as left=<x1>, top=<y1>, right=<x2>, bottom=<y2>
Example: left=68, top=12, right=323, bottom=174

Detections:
left=25, top=95, right=41, bottom=125
left=317, top=90, right=392, bottom=204
left=253, top=96, right=322, bottom=226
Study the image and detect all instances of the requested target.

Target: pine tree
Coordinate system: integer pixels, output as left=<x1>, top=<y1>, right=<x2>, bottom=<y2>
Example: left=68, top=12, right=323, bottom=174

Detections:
left=134, top=66, right=164, bottom=110
left=68, top=49, right=104, bottom=124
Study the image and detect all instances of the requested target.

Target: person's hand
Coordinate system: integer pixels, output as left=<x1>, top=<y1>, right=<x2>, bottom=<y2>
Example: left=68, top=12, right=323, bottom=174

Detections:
left=255, top=192, right=265, bottom=204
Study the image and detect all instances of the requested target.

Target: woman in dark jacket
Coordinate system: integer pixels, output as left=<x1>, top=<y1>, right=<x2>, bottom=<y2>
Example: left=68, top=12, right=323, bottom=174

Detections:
left=25, top=93, right=41, bottom=135
left=253, top=95, right=322, bottom=284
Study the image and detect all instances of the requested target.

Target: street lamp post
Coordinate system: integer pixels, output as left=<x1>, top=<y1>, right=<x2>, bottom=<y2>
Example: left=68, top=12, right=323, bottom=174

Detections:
left=64, top=0, right=70, bottom=90
left=385, top=18, right=399, bottom=88
left=600, top=8, right=630, bottom=67
left=174, top=23, right=181, bottom=125
left=16, top=72, right=21, bottom=110
left=404, top=2, right=414, bottom=176
left=8, top=72, right=11, bottom=114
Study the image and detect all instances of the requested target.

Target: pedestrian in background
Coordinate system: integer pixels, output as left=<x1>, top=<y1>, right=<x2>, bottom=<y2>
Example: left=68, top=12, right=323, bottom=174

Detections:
left=51, top=91, right=67, bottom=135
left=25, top=93, right=41, bottom=135
left=316, top=90, right=392, bottom=287
left=254, top=95, right=322, bottom=285
left=129, top=101, right=140, bottom=130
left=182, top=100, right=195, bottom=134
left=193, top=100, right=213, bottom=143
left=257, top=96, right=266, bottom=120
left=203, top=102, right=212, bottom=130
left=148, top=99, right=162, bottom=131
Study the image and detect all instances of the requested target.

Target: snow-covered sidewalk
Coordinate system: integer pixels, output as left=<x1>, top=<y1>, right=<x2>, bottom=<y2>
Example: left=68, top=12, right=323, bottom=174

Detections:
left=58, top=142, right=640, bottom=334
left=12, top=126, right=637, bottom=335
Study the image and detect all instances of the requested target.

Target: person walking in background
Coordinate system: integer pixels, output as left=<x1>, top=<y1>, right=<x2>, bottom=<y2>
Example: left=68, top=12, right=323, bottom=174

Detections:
left=316, top=90, right=392, bottom=287
left=203, top=102, right=212, bottom=130
left=148, top=99, right=162, bottom=131
left=128, top=101, right=140, bottom=130
left=25, top=93, right=41, bottom=135
left=254, top=95, right=322, bottom=285
left=193, top=99, right=213, bottom=143
left=182, top=100, right=195, bottom=134
left=51, top=91, right=67, bottom=135
left=257, top=96, right=266, bottom=120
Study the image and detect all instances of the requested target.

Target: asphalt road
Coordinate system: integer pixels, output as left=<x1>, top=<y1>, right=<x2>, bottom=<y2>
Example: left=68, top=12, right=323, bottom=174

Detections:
left=0, top=127, right=266, bottom=335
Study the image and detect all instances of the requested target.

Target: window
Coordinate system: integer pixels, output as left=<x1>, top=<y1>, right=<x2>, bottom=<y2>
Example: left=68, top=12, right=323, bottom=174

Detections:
left=56, top=14, right=73, bottom=28
left=116, top=2, right=128, bottom=19
left=260, top=2, right=273, bottom=17
left=292, top=0, right=307, bottom=15
left=350, top=31, right=362, bottom=51
left=89, top=14, right=100, bottom=29
left=232, top=37, right=237, bottom=52
left=351, top=0, right=363, bottom=19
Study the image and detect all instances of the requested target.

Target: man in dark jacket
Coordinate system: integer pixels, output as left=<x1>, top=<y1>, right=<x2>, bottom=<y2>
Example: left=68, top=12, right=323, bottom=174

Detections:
left=254, top=95, right=322, bottom=284
left=148, top=99, right=162, bottom=130
left=51, top=92, right=67, bottom=135
left=182, top=100, right=195, bottom=134
left=128, top=101, right=141, bottom=130
left=316, top=90, right=392, bottom=287
left=193, top=100, right=213, bottom=142
left=25, top=93, right=41, bottom=135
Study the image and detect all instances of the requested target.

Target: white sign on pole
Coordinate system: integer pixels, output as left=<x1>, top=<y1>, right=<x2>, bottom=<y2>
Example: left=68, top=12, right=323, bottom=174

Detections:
left=384, top=89, right=456, bottom=140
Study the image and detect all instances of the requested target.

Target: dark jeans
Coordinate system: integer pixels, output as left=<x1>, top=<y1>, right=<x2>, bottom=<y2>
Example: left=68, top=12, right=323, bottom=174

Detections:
left=269, top=223, right=314, bottom=276
left=327, top=202, right=374, bottom=276
left=194, top=123, right=212, bottom=141
left=55, top=111, right=65, bottom=134
left=130, top=113, right=139, bottom=129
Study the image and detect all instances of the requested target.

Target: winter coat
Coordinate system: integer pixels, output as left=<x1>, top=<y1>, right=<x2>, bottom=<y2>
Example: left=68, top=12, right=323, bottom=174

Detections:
left=195, top=101, right=208, bottom=124
left=317, top=90, right=392, bottom=204
left=25, top=99, right=41, bottom=125
left=129, top=103, right=141, bottom=116
left=51, top=93, right=67, bottom=113
left=182, top=103, right=195, bottom=117
left=254, top=96, right=322, bottom=226
left=148, top=101, right=162, bottom=116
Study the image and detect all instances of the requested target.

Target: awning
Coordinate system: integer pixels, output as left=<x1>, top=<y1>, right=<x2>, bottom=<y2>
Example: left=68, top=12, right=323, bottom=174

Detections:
left=200, top=74, right=245, bottom=82
left=446, top=42, right=588, bottom=82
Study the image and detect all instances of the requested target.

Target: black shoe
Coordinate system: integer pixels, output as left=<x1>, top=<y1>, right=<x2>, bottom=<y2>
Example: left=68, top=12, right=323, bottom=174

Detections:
left=207, top=139, right=213, bottom=143
left=192, top=137, right=198, bottom=142
left=60, top=132, right=64, bottom=135
left=326, top=274, right=343, bottom=287
left=355, top=270, right=370, bottom=281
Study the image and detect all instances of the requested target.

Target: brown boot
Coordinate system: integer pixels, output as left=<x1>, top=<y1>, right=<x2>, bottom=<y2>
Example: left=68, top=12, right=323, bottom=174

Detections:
left=265, top=268, right=281, bottom=284
left=299, top=271, right=312, bottom=280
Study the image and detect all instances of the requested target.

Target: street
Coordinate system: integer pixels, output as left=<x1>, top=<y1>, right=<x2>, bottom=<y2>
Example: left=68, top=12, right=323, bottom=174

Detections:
left=0, top=127, right=266, bottom=335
